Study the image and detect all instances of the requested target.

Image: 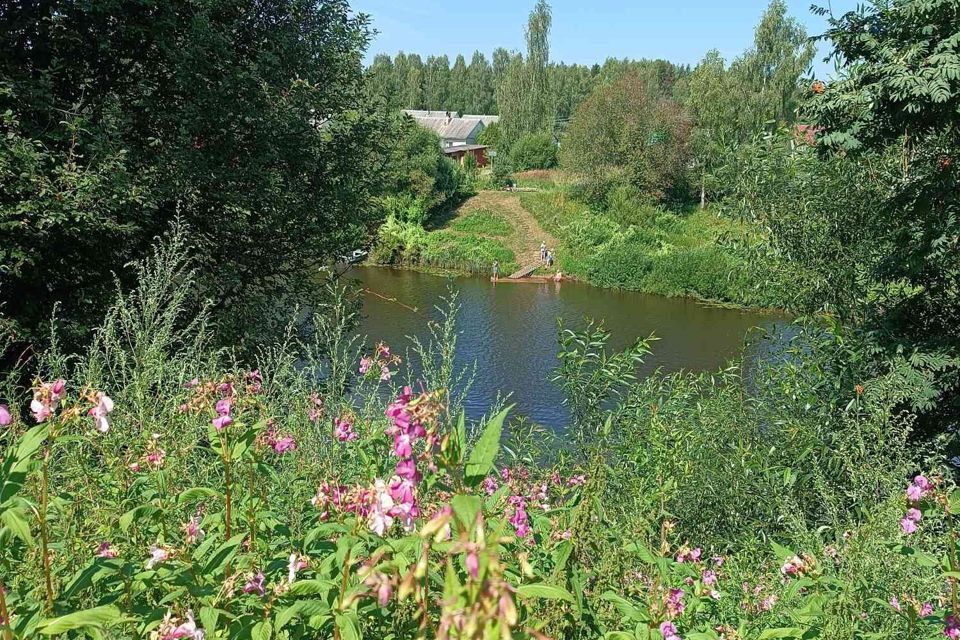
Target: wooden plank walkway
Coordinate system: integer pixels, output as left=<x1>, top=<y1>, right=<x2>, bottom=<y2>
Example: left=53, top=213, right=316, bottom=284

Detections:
left=507, top=260, right=544, bottom=279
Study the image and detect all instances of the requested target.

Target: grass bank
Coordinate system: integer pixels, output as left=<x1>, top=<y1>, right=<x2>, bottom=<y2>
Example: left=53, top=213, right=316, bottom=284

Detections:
left=371, top=171, right=788, bottom=309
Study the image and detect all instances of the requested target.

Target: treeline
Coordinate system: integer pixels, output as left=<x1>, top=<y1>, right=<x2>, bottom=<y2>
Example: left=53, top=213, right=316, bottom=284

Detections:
left=366, top=49, right=683, bottom=123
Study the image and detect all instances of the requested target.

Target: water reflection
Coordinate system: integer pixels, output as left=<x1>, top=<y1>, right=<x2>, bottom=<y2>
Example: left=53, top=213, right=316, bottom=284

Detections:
left=350, top=267, right=786, bottom=429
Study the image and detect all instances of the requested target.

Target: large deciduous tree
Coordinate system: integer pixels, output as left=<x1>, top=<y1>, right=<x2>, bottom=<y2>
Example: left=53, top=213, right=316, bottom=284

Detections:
left=561, top=73, right=692, bottom=203
left=0, top=0, right=380, bottom=350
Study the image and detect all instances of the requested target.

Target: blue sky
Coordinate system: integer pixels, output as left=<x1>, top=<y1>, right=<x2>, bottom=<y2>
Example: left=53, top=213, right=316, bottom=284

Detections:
left=353, top=0, right=860, bottom=78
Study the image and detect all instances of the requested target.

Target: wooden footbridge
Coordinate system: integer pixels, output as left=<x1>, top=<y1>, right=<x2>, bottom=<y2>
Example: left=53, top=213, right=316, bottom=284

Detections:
left=507, top=260, right=545, bottom=279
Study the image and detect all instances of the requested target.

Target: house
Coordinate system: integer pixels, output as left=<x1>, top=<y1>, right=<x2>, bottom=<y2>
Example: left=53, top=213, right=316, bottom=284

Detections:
left=443, top=144, right=489, bottom=168
left=462, top=115, right=499, bottom=127
left=406, top=111, right=485, bottom=148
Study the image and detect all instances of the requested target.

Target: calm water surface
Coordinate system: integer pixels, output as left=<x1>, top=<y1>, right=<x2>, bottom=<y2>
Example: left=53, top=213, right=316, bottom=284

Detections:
left=351, top=267, right=785, bottom=428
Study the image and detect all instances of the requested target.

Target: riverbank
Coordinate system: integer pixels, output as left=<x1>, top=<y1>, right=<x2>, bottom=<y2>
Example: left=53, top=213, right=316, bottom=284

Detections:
left=370, top=172, right=789, bottom=311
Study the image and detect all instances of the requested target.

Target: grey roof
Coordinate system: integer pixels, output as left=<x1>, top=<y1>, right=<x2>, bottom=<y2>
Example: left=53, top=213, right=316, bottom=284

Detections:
left=403, top=109, right=460, bottom=118
left=462, top=115, right=500, bottom=126
left=411, top=116, right=485, bottom=141
left=442, top=144, right=487, bottom=154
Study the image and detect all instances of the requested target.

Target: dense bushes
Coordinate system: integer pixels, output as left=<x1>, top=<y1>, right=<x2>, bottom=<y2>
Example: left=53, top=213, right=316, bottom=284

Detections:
left=1, top=235, right=957, bottom=639
left=371, top=217, right=516, bottom=275
left=510, top=133, right=559, bottom=171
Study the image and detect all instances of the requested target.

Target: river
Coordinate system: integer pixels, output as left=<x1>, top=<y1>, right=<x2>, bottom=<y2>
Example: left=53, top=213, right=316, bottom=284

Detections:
left=350, top=267, right=786, bottom=428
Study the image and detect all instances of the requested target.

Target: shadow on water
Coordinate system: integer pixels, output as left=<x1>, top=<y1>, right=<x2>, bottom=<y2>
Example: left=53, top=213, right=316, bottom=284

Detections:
left=349, top=267, right=789, bottom=430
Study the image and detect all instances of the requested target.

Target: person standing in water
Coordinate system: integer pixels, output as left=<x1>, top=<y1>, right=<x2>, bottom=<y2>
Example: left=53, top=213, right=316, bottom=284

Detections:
left=491, top=260, right=500, bottom=281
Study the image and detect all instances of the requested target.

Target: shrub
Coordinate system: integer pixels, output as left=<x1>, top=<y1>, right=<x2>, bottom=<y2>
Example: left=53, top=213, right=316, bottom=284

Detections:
left=450, top=209, right=513, bottom=237
left=420, top=230, right=516, bottom=274
left=509, top=133, right=558, bottom=171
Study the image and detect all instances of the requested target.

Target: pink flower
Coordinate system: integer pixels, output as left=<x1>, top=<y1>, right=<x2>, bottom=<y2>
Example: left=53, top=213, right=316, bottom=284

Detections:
left=288, top=553, right=309, bottom=584
left=702, top=570, right=717, bottom=586
left=215, top=398, right=231, bottom=416
left=906, top=508, right=922, bottom=522
left=395, top=457, right=420, bottom=482
left=389, top=476, right=419, bottom=532
left=30, top=399, right=52, bottom=423
left=334, top=417, right=357, bottom=442
left=900, top=517, right=918, bottom=534
left=183, top=517, right=204, bottom=545
left=51, top=379, right=65, bottom=399
left=889, top=596, right=901, bottom=612
left=247, top=369, right=263, bottom=394
left=760, top=594, right=778, bottom=611
left=212, top=415, right=232, bottom=431
left=921, top=602, right=934, bottom=617
left=146, top=449, right=166, bottom=469
left=567, top=474, right=586, bottom=487
left=272, top=436, right=297, bottom=454
left=96, top=541, right=117, bottom=558
left=167, top=610, right=204, bottom=640
left=481, top=476, right=499, bottom=495
left=128, top=462, right=141, bottom=472
left=948, top=615, right=960, bottom=639
left=89, top=392, right=114, bottom=433
left=185, top=378, right=200, bottom=389
left=666, top=588, right=685, bottom=617
left=465, top=545, right=480, bottom=578
left=364, top=571, right=393, bottom=607
left=368, top=479, right=395, bottom=536
left=780, top=555, right=805, bottom=577
left=676, top=546, right=702, bottom=563
left=359, top=356, right=372, bottom=374
left=508, top=497, right=530, bottom=538
left=0, top=404, right=10, bottom=426
left=907, top=475, right=932, bottom=501
left=659, top=621, right=681, bottom=640
left=392, top=432, right=413, bottom=458
left=146, top=545, right=170, bottom=569
left=380, top=365, right=391, bottom=381
left=243, top=572, right=266, bottom=597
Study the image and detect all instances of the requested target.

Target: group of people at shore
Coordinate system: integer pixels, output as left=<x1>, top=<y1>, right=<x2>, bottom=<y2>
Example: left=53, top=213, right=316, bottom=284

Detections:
left=491, top=240, right=561, bottom=282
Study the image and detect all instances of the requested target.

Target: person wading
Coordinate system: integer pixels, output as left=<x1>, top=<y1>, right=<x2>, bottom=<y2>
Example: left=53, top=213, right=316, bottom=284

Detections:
left=491, top=260, right=500, bottom=281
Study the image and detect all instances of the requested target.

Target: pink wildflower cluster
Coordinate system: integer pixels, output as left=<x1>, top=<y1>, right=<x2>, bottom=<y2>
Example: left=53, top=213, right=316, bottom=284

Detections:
left=779, top=554, right=814, bottom=579
left=146, top=544, right=172, bottom=569
left=308, top=392, right=324, bottom=422
left=259, top=420, right=296, bottom=454
left=483, top=465, right=588, bottom=539
left=96, top=541, right=118, bottom=559
left=659, top=621, right=681, bottom=640
left=334, top=415, right=358, bottom=442
left=183, top=512, right=205, bottom=545
left=508, top=496, right=530, bottom=538
left=213, top=397, right=232, bottom=431
left=88, top=391, right=114, bottom=433
left=889, top=596, right=934, bottom=618
left=946, top=614, right=960, bottom=639
left=242, top=571, right=266, bottom=597
left=665, top=587, right=685, bottom=617
left=675, top=545, right=702, bottom=563
left=359, top=342, right=401, bottom=382
left=153, top=609, right=204, bottom=640
left=901, top=475, right=932, bottom=534
left=129, top=433, right=166, bottom=472
left=740, top=581, right=779, bottom=614
left=288, top=553, right=309, bottom=584
left=31, top=379, right=65, bottom=422
left=0, top=403, right=10, bottom=426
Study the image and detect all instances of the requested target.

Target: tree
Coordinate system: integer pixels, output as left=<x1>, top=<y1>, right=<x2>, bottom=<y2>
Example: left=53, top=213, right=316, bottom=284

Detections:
left=423, top=55, right=451, bottom=110
left=679, top=50, right=740, bottom=207
left=401, top=54, right=425, bottom=109
left=367, top=53, right=398, bottom=108
left=498, top=1, right=554, bottom=141
left=449, top=54, right=468, bottom=113
left=465, top=51, right=494, bottom=114
left=0, top=0, right=380, bottom=350
left=730, top=0, right=815, bottom=131
left=561, top=73, right=692, bottom=203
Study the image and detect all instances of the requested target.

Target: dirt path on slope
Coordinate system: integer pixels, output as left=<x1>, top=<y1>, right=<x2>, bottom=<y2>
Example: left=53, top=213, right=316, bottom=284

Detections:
left=453, top=190, right=559, bottom=268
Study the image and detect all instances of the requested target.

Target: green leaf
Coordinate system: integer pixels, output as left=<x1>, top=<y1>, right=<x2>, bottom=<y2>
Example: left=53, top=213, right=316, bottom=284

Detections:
left=288, top=579, right=337, bottom=597
left=758, top=628, right=803, bottom=639
left=464, top=405, right=512, bottom=484
left=199, top=607, right=218, bottom=635
left=119, top=505, right=160, bottom=532
left=516, top=583, right=575, bottom=602
left=16, top=424, right=49, bottom=461
left=201, top=533, right=246, bottom=575
left=451, top=494, right=482, bottom=531
left=251, top=620, right=272, bottom=640
left=335, top=611, right=361, bottom=640
left=177, top=487, right=220, bottom=504
left=39, top=606, right=121, bottom=634
left=0, top=507, right=33, bottom=545
left=770, top=541, right=795, bottom=561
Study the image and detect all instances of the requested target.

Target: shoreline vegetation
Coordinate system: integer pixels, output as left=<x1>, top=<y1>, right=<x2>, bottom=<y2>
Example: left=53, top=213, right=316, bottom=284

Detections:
left=369, top=171, right=787, bottom=313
